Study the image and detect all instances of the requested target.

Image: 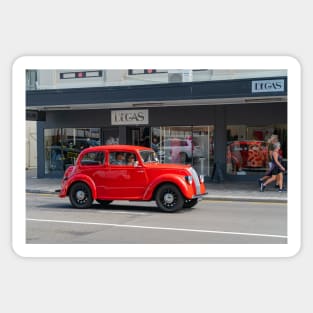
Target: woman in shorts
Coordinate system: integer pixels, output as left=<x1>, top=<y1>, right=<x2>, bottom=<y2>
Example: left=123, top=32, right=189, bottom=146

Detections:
left=260, top=142, right=286, bottom=192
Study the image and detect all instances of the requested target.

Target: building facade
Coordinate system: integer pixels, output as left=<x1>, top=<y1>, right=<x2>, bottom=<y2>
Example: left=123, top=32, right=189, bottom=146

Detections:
left=26, top=69, right=287, bottom=180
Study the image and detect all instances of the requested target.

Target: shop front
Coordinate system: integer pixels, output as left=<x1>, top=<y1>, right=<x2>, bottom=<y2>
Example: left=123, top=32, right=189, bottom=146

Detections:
left=37, top=103, right=286, bottom=180
left=42, top=124, right=215, bottom=178
left=28, top=76, right=287, bottom=180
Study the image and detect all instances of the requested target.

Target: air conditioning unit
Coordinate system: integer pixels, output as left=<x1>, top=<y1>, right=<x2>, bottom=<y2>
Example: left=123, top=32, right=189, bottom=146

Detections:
left=168, top=70, right=192, bottom=83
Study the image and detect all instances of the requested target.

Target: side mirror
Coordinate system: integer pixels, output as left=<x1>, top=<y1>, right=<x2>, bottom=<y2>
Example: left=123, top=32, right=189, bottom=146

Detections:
left=134, top=161, right=139, bottom=167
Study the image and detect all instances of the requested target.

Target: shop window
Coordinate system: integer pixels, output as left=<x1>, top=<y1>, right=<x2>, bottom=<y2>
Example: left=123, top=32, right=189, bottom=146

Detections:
left=44, top=128, right=100, bottom=174
left=226, top=124, right=287, bottom=176
left=102, top=128, right=119, bottom=145
left=151, top=126, right=214, bottom=177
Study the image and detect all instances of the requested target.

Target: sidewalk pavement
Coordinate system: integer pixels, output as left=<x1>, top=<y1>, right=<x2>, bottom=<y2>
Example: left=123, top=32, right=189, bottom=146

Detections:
left=26, top=169, right=287, bottom=203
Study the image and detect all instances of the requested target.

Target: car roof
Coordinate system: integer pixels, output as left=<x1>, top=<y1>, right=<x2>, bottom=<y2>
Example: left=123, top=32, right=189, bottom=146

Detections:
left=81, top=145, right=153, bottom=153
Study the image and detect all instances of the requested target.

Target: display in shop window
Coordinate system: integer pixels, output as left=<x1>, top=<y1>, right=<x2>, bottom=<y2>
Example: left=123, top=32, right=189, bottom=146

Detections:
left=226, top=124, right=287, bottom=176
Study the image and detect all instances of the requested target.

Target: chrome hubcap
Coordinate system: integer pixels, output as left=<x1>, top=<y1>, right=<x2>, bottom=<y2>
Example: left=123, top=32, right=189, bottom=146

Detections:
left=76, top=190, right=86, bottom=201
left=164, top=193, right=174, bottom=204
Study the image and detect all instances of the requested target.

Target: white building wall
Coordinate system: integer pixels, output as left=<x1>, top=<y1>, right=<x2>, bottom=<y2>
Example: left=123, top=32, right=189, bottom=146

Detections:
left=26, top=121, right=37, bottom=169
left=31, top=69, right=287, bottom=90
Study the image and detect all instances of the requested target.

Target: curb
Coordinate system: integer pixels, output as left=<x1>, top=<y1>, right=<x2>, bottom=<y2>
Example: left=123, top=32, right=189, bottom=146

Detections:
left=26, top=189, right=287, bottom=203
left=26, top=189, right=59, bottom=195
left=202, top=195, right=287, bottom=203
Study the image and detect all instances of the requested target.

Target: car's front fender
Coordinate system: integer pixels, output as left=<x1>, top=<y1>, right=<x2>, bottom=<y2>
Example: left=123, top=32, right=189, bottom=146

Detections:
left=143, top=174, right=192, bottom=201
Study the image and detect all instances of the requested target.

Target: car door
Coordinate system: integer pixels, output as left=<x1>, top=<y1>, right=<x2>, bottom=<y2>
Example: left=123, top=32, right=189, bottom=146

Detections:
left=104, top=151, right=148, bottom=199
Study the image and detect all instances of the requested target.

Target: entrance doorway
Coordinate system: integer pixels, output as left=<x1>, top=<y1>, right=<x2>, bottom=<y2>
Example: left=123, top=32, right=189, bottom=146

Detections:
left=126, top=127, right=150, bottom=147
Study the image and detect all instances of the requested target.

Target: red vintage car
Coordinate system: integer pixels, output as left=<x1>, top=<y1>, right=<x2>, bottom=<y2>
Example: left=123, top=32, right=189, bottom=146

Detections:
left=59, top=145, right=207, bottom=212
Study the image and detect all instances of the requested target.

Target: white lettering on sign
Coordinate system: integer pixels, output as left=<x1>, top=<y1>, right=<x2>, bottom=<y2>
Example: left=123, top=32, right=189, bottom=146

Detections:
left=252, top=79, right=285, bottom=93
left=111, top=110, right=149, bottom=125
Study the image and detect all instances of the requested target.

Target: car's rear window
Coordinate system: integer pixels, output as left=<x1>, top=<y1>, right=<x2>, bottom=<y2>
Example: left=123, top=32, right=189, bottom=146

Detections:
left=80, top=151, right=105, bottom=166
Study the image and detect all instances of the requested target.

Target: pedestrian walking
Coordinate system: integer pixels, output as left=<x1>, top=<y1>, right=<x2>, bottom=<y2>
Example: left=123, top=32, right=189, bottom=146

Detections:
left=258, top=134, right=279, bottom=188
left=260, top=142, right=286, bottom=192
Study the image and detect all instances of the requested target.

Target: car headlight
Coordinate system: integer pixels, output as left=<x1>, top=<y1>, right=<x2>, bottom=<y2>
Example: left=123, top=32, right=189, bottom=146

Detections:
left=185, top=176, right=193, bottom=185
left=199, top=175, right=204, bottom=183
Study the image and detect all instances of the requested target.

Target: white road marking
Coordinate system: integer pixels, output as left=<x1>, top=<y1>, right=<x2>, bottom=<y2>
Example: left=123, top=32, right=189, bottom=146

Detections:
left=26, top=218, right=287, bottom=239
left=97, top=210, right=148, bottom=215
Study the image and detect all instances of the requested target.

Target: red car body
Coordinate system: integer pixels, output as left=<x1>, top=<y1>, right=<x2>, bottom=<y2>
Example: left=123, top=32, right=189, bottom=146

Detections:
left=59, top=145, right=207, bottom=212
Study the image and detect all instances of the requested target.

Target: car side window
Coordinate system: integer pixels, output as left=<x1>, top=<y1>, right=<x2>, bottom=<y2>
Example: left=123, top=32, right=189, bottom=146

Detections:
left=81, top=151, right=105, bottom=166
left=109, top=152, right=137, bottom=166
left=125, top=153, right=136, bottom=166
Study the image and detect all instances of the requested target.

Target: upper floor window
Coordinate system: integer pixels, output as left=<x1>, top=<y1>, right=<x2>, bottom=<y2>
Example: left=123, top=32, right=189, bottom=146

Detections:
left=26, top=70, right=37, bottom=90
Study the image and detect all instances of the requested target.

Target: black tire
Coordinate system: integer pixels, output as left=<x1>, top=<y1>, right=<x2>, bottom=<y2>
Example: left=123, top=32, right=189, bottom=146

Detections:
left=97, top=200, right=112, bottom=207
left=69, top=182, right=93, bottom=209
left=155, top=183, right=184, bottom=212
left=183, top=198, right=198, bottom=208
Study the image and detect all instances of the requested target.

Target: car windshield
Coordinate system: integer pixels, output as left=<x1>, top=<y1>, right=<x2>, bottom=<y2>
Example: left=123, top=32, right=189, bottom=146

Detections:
left=140, top=150, right=159, bottom=163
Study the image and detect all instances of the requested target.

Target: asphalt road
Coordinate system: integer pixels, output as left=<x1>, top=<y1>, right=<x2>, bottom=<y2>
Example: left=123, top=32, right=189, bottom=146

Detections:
left=26, top=193, right=287, bottom=244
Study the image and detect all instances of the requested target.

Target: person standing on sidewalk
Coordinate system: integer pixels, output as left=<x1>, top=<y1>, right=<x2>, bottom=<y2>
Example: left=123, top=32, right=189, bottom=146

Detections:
left=260, top=142, right=286, bottom=192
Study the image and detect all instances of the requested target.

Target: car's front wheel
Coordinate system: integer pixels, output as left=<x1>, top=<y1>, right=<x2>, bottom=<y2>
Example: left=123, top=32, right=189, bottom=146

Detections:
left=69, top=182, right=93, bottom=209
left=155, top=184, right=184, bottom=212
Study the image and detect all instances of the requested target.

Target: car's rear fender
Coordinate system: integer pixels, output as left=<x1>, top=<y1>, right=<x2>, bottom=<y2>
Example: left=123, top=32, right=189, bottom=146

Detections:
left=66, top=174, right=97, bottom=200
left=143, top=174, right=192, bottom=201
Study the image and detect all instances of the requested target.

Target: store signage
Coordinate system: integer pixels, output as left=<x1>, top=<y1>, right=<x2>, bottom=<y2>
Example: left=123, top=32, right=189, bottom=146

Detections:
left=111, top=109, right=149, bottom=125
left=252, top=79, right=285, bottom=93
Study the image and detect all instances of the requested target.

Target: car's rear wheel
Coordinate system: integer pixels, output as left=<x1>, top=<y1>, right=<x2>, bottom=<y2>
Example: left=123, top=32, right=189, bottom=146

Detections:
left=69, top=182, right=93, bottom=209
left=183, top=198, right=198, bottom=208
left=155, top=184, right=184, bottom=212
left=97, top=200, right=112, bottom=207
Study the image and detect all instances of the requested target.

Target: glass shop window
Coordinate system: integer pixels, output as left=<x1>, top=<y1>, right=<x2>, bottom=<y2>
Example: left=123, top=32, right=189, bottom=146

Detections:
left=44, top=128, right=100, bottom=175
left=151, top=126, right=214, bottom=177
left=226, top=124, right=287, bottom=176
